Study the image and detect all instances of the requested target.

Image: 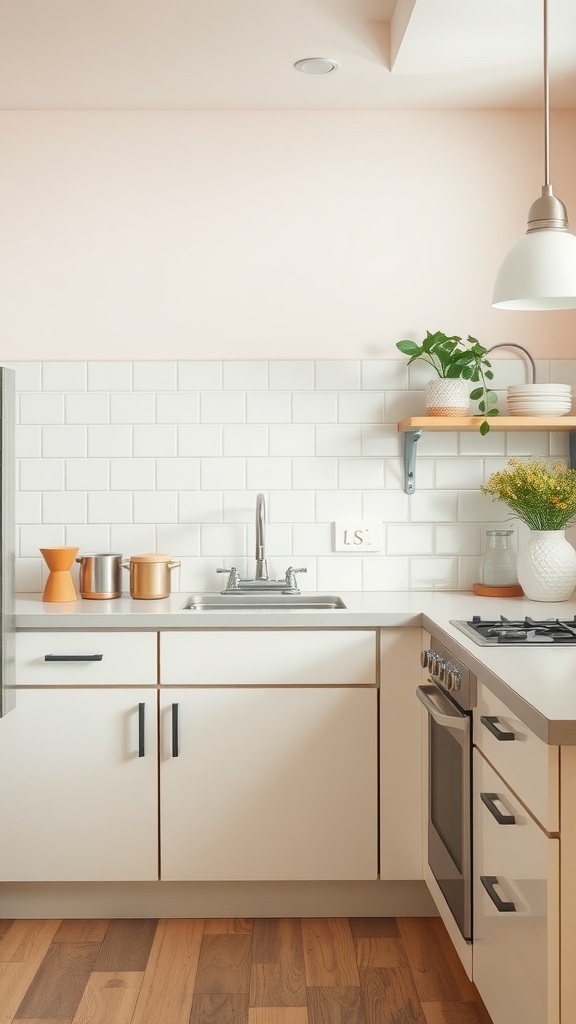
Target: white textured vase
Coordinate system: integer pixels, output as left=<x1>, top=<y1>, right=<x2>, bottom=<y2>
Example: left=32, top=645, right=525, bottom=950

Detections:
left=516, top=530, right=576, bottom=602
left=426, top=378, right=469, bottom=416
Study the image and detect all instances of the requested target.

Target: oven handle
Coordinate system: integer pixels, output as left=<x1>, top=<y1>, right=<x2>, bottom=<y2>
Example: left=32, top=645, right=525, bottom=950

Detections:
left=416, top=684, right=468, bottom=731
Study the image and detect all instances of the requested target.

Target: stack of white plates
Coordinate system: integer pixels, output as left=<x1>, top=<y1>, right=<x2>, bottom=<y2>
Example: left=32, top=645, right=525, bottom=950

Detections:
left=506, top=383, right=572, bottom=416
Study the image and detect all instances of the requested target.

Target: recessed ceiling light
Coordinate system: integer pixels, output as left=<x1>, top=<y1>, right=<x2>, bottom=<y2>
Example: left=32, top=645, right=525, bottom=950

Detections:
left=293, top=57, right=340, bottom=75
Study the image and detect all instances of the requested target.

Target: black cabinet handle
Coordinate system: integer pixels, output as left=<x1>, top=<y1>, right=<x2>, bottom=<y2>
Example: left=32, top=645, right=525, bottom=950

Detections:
left=480, top=875, right=516, bottom=912
left=138, top=703, right=145, bottom=757
left=480, top=791, right=516, bottom=825
left=480, top=715, right=515, bottom=741
left=45, top=654, right=104, bottom=662
left=172, top=703, right=179, bottom=757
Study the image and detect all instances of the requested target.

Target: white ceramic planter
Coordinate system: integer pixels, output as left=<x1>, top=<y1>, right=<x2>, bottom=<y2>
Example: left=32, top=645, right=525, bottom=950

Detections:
left=426, top=378, right=469, bottom=416
left=516, top=530, right=576, bottom=601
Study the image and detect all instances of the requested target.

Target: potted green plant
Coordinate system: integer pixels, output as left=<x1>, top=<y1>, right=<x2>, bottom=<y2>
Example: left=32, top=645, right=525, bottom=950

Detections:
left=396, top=330, right=499, bottom=435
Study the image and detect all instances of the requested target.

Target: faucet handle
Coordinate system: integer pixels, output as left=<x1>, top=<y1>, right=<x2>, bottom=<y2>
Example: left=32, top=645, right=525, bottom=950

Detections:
left=284, top=566, right=307, bottom=592
left=217, top=566, right=241, bottom=591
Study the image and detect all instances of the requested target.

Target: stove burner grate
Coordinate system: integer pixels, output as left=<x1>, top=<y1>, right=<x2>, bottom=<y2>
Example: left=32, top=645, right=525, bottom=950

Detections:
left=451, top=614, right=576, bottom=646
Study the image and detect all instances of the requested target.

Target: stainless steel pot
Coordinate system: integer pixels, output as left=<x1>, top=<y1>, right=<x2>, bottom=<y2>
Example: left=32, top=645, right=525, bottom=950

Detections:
left=76, top=553, right=123, bottom=599
left=121, top=554, right=180, bottom=600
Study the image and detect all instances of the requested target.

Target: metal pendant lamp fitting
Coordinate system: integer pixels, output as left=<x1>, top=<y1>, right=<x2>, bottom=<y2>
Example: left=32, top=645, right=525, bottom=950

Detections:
left=492, top=0, right=576, bottom=310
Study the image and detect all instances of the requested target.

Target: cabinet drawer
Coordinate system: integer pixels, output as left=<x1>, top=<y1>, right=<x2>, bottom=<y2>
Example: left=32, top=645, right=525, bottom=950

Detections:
left=160, top=630, right=376, bottom=685
left=474, top=681, right=559, bottom=832
left=15, top=632, right=157, bottom=685
left=473, top=749, right=559, bottom=1024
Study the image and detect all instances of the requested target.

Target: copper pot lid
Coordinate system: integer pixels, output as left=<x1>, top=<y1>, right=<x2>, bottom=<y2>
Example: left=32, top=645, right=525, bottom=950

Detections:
left=129, top=553, right=174, bottom=563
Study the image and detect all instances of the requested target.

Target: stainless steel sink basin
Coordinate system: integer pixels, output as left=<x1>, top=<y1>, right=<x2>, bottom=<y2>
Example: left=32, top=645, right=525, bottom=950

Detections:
left=183, top=593, right=346, bottom=610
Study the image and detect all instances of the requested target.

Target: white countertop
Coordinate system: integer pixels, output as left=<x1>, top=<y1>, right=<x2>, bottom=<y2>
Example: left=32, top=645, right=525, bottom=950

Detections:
left=15, top=590, right=576, bottom=745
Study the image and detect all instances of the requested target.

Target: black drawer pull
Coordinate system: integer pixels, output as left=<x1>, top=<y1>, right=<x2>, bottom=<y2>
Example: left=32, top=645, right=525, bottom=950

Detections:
left=480, top=715, right=515, bottom=741
left=172, top=703, right=179, bottom=758
left=45, top=654, right=104, bottom=662
left=480, top=791, right=516, bottom=825
left=481, top=875, right=516, bottom=912
left=138, top=703, right=145, bottom=757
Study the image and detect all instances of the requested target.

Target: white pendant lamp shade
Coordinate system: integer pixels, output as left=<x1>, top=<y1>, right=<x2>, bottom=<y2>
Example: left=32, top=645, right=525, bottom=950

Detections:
left=493, top=228, right=576, bottom=310
left=492, top=0, right=576, bottom=310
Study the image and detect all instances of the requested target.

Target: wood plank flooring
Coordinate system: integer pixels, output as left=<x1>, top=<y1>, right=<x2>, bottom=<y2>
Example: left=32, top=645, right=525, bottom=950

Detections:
left=0, top=917, right=493, bottom=1024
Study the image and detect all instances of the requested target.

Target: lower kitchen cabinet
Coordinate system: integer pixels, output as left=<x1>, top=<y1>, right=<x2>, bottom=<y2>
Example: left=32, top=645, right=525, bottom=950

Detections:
left=159, top=686, right=378, bottom=880
left=473, top=748, right=559, bottom=1024
left=0, top=687, right=158, bottom=881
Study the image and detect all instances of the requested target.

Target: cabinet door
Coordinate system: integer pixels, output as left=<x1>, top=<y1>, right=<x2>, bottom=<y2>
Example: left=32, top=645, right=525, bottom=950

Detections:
left=0, top=688, right=158, bottom=881
left=473, top=749, right=559, bottom=1024
left=160, top=687, right=377, bottom=881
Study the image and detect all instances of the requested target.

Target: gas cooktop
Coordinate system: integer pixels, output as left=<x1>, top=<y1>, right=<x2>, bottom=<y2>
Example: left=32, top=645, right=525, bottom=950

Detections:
left=451, top=614, right=576, bottom=646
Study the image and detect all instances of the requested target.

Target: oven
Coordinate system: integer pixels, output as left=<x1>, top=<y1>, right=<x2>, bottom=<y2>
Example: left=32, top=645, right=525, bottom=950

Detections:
left=417, top=638, right=475, bottom=943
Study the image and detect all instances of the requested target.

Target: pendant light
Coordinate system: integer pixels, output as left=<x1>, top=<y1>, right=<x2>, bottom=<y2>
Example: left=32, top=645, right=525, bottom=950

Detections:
left=492, top=0, right=576, bottom=309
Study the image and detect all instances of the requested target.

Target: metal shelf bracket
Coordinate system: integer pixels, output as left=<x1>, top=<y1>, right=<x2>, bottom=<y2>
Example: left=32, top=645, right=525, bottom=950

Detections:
left=403, top=429, right=422, bottom=494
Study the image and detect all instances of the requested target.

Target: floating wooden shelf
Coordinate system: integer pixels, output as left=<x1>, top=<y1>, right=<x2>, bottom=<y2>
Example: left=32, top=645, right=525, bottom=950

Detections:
left=396, top=417, right=576, bottom=493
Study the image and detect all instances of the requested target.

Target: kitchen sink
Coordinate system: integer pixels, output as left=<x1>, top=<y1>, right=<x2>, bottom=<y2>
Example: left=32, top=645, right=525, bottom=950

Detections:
left=183, top=593, right=347, bottom=610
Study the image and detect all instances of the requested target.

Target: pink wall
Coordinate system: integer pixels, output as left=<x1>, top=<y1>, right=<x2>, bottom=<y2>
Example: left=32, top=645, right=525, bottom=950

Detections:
left=1, top=109, right=575, bottom=360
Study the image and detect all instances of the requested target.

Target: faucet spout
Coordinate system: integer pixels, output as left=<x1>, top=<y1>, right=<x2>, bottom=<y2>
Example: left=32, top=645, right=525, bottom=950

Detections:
left=255, top=492, right=268, bottom=580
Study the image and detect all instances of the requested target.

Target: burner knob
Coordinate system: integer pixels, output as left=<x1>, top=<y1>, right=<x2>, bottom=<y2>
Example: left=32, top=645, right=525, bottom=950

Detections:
left=437, top=659, right=446, bottom=682
left=445, top=665, right=462, bottom=692
left=420, top=649, right=430, bottom=669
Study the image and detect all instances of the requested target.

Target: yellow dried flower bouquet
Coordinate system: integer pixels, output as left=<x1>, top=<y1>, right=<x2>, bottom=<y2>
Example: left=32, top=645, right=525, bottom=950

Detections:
left=481, top=458, right=576, bottom=531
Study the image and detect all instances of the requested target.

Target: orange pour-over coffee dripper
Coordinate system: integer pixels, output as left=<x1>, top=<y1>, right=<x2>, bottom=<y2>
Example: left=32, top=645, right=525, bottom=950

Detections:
left=40, top=547, right=79, bottom=602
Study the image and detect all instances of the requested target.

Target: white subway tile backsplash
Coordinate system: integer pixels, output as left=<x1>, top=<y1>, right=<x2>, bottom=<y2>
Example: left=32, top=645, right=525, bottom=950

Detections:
left=20, top=524, right=65, bottom=557
left=178, top=361, right=222, bottom=391
left=88, top=362, right=132, bottom=391
left=201, top=392, right=245, bottom=423
left=20, top=394, right=64, bottom=425
left=42, top=492, right=87, bottom=525
left=66, top=458, right=109, bottom=491
left=223, top=361, right=268, bottom=391
left=110, top=393, right=155, bottom=424
left=386, top=523, right=434, bottom=555
left=111, top=458, right=156, bottom=491
left=338, top=392, right=383, bottom=423
left=133, top=361, right=177, bottom=392
left=156, top=392, right=199, bottom=424
left=15, top=425, right=41, bottom=458
left=133, top=425, right=176, bottom=458
left=292, top=392, right=336, bottom=423
left=20, top=459, right=65, bottom=491
left=338, top=458, right=384, bottom=490
left=246, top=457, right=291, bottom=491
left=201, top=457, right=245, bottom=491
left=223, top=425, right=268, bottom=457
left=269, top=361, right=314, bottom=391
left=88, top=425, right=132, bottom=458
left=292, top=458, right=337, bottom=490
left=315, top=490, right=361, bottom=521
left=156, top=458, right=199, bottom=491
left=316, top=425, right=361, bottom=458
left=269, top=425, right=314, bottom=457
left=133, top=492, right=177, bottom=524
left=178, top=425, right=222, bottom=456
left=88, top=492, right=133, bottom=524
left=247, top=392, right=290, bottom=423
left=66, top=393, right=109, bottom=424
left=42, top=425, right=87, bottom=458
left=13, top=359, right=572, bottom=593
left=42, top=363, right=87, bottom=392
left=315, top=361, right=361, bottom=391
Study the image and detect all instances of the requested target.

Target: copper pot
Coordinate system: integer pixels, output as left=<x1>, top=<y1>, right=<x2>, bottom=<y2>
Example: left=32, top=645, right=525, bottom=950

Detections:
left=121, top=554, right=180, bottom=600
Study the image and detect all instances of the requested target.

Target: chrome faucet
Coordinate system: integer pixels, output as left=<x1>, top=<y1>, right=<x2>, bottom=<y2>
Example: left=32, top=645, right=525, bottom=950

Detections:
left=217, top=492, right=307, bottom=593
left=255, top=492, right=268, bottom=580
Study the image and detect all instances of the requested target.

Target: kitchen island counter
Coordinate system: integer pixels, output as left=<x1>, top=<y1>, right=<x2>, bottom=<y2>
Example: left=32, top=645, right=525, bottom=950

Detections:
left=14, top=590, right=576, bottom=744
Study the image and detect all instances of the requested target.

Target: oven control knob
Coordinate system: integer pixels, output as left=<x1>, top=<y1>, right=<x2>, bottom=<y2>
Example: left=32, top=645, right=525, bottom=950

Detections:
left=437, top=659, right=446, bottom=682
left=420, top=649, right=430, bottom=669
left=445, top=665, right=462, bottom=691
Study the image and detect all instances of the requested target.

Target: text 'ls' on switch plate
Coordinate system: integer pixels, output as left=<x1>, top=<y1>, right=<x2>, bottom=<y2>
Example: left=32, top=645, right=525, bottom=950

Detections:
left=333, top=521, right=382, bottom=552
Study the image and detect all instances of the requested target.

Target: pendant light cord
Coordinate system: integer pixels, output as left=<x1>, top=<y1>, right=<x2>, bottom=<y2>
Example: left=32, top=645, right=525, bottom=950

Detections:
left=543, top=0, right=550, bottom=190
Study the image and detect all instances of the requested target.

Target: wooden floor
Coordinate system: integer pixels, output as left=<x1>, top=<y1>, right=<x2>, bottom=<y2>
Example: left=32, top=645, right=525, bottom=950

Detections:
left=0, top=916, right=493, bottom=1024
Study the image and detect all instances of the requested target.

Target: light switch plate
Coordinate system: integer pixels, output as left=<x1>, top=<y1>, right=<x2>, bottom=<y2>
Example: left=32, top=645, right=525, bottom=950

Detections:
left=334, top=521, right=382, bottom=552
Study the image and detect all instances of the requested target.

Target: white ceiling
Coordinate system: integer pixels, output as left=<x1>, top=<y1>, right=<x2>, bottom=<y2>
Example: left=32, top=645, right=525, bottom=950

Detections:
left=0, top=0, right=575, bottom=110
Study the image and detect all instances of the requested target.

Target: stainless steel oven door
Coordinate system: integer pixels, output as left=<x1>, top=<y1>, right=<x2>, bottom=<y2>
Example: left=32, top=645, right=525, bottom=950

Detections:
left=417, top=682, right=472, bottom=942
